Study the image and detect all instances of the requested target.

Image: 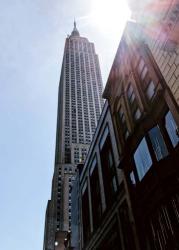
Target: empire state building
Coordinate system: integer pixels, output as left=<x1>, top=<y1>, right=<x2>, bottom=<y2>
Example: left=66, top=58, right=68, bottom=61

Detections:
left=43, top=22, right=104, bottom=250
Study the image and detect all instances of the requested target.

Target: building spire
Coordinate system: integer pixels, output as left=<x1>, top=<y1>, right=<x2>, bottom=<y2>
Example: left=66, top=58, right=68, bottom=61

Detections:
left=74, top=19, right=76, bottom=29
left=71, top=19, right=80, bottom=37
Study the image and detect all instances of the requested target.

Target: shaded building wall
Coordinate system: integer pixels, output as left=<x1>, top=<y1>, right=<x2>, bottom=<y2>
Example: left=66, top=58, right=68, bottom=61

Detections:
left=43, top=201, right=55, bottom=250
left=70, top=164, right=83, bottom=250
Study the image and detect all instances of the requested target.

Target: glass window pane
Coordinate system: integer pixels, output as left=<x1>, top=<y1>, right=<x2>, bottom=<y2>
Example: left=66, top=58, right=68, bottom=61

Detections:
left=112, top=177, right=118, bottom=193
left=148, top=126, right=168, bottom=161
left=146, top=81, right=155, bottom=99
left=141, top=66, right=148, bottom=80
left=121, top=113, right=125, bottom=123
left=119, top=106, right=124, bottom=118
left=138, top=58, right=145, bottom=74
left=100, top=126, right=109, bottom=150
left=131, top=92, right=135, bottom=103
left=108, top=150, right=113, bottom=168
left=134, top=137, right=153, bottom=180
left=125, top=130, right=129, bottom=140
left=127, top=84, right=135, bottom=103
left=130, top=171, right=136, bottom=185
left=127, top=84, right=133, bottom=98
left=165, top=111, right=179, bottom=147
left=134, top=108, right=141, bottom=120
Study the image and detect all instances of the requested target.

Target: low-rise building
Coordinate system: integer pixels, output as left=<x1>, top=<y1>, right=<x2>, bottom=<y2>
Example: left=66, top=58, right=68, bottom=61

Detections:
left=77, top=101, right=140, bottom=250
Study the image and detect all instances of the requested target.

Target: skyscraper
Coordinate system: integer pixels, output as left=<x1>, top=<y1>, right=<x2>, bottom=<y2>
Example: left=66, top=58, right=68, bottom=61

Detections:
left=43, top=22, right=104, bottom=250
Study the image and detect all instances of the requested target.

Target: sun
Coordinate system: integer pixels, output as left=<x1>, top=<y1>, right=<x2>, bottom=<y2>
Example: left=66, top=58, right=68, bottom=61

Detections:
left=90, top=0, right=131, bottom=35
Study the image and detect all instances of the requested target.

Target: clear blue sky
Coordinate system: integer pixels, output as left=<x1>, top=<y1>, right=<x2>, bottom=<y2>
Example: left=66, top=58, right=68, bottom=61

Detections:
left=0, top=1, right=124, bottom=249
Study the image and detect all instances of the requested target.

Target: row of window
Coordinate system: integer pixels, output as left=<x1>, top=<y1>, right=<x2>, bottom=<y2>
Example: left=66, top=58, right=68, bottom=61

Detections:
left=66, top=40, right=94, bottom=54
left=82, top=126, right=118, bottom=244
left=117, top=74, right=157, bottom=142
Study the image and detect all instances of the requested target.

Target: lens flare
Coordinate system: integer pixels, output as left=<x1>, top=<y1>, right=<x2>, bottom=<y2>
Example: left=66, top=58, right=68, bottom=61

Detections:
left=90, top=0, right=131, bottom=35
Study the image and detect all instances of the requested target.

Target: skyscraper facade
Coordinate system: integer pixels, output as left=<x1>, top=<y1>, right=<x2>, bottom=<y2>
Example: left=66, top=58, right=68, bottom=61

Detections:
left=43, top=22, right=103, bottom=250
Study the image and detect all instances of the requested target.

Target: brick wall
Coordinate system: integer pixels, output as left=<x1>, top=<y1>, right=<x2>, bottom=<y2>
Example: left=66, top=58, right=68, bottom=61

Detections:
left=149, top=30, right=179, bottom=105
left=132, top=0, right=179, bottom=105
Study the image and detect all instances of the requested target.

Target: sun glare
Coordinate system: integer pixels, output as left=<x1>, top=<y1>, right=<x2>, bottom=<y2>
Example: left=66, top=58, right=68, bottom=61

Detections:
left=90, top=0, right=131, bottom=35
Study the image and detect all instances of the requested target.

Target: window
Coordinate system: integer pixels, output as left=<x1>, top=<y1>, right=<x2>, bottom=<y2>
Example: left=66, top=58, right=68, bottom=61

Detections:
left=108, top=150, right=113, bottom=168
left=119, top=106, right=125, bottom=123
left=130, top=171, right=136, bottom=185
left=127, top=84, right=135, bottom=104
left=165, top=111, right=179, bottom=147
left=119, top=201, right=136, bottom=250
left=127, top=84, right=141, bottom=122
left=97, top=221, right=121, bottom=249
left=112, top=177, right=118, bottom=192
left=141, top=65, right=148, bottom=80
left=100, top=131, right=118, bottom=208
left=134, top=108, right=141, bottom=120
left=134, top=137, right=153, bottom=180
left=117, top=106, right=129, bottom=141
left=90, top=158, right=102, bottom=230
left=99, top=126, right=109, bottom=149
left=146, top=80, right=155, bottom=99
left=148, top=195, right=179, bottom=250
left=138, top=58, right=145, bottom=74
left=148, top=126, right=168, bottom=161
left=124, top=130, right=129, bottom=140
left=82, top=183, right=91, bottom=244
